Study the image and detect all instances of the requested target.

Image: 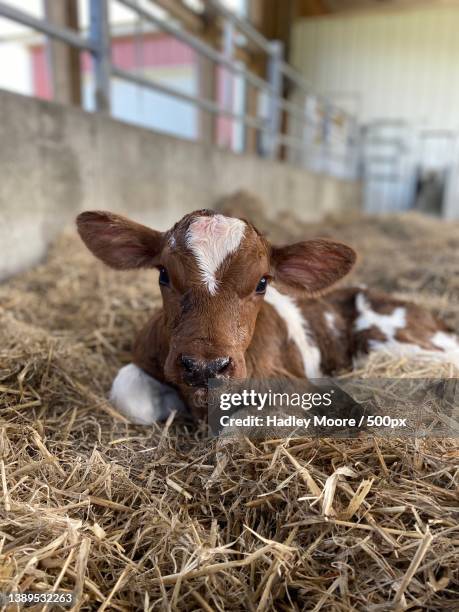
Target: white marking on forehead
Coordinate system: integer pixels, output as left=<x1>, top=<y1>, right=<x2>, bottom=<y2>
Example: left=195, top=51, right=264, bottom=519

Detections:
left=168, top=235, right=176, bottom=248
left=186, top=214, right=246, bottom=295
left=265, top=286, right=322, bottom=378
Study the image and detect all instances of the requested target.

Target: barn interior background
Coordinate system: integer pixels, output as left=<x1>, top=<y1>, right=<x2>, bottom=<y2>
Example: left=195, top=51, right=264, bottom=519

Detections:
left=2, top=0, right=459, bottom=280
left=0, top=1, right=458, bottom=610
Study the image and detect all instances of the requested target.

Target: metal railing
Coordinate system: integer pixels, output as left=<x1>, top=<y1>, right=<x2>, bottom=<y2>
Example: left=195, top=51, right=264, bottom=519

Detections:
left=0, top=0, right=357, bottom=176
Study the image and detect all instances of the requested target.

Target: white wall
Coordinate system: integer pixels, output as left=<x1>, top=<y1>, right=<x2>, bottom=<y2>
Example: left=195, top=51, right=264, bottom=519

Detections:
left=291, top=5, right=459, bottom=217
left=291, top=6, right=459, bottom=130
left=0, top=0, right=42, bottom=95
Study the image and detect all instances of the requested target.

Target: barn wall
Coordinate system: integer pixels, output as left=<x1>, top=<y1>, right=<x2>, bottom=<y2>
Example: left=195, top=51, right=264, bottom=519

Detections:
left=291, top=5, right=459, bottom=128
left=0, top=89, right=360, bottom=280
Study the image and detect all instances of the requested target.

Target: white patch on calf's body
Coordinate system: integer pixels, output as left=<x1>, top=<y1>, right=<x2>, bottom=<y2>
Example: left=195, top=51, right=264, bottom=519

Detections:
left=355, top=293, right=459, bottom=368
left=431, top=331, right=459, bottom=367
left=325, top=311, right=338, bottom=336
left=110, top=363, right=185, bottom=424
left=355, top=293, right=420, bottom=356
left=363, top=337, right=459, bottom=369
left=265, top=286, right=322, bottom=378
left=432, top=331, right=459, bottom=352
left=355, top=293, right=406, bottom=337
left=186, top=214, right=246, bottom=295
left=364, top=339, right=425, bottom=358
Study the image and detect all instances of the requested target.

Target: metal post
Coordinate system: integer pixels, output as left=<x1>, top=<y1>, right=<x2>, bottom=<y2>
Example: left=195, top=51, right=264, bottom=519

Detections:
left=266, top=40, right=283, bottom=159
left=89, top=0, right=111, bottom=113
left=222, top=19, right=235, bottom=149
left=322, top=101, right=334, bottom=175
left=117, top=0, right=271, bottom=93
left=222, top=20, right=235, bottom=107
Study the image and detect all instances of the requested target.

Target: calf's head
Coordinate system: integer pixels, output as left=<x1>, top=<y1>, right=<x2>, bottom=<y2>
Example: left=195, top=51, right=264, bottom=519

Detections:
left=77, top=209, right=355, bottom=413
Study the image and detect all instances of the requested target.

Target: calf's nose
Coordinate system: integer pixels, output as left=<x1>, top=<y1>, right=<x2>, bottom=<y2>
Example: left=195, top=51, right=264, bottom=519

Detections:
left=180, top=355, right=231, bottom=386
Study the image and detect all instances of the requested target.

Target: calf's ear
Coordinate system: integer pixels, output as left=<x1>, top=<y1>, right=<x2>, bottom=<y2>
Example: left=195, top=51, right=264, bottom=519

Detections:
left=271, top=239, right=356, bottom=296
left=76, top=211, right=163, bottom=269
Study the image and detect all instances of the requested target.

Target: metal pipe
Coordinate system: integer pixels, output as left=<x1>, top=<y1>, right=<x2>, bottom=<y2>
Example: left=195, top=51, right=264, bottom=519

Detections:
left=111, top=67, right=268, bottom=131
left=0, top=1, right=96, bottom=51
left=277, top=132, right=349, bottom=155
left=222, top=19, right=235, bottom=117
left=280, top=61, right=353, bottom=120
left=117, top=0, right=272, bottom=93
left=89, top=0, right=111, bottom=112
left=266, top=40, right=283, bottom=159
left=277, top=133, right=306, bottom=151
left=207, top=3, right=354, bottom=125
left=205, top=0, right=272, bottom=54
left=278, top=97, right=336, bottom=131
left=278, top=97, right=309, bottom=124
left=280, top=61, right=312, bottom=92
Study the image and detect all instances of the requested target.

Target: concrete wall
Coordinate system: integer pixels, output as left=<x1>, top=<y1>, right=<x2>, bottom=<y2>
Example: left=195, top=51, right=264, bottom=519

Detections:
left=0, top=89, right=361, bottom=280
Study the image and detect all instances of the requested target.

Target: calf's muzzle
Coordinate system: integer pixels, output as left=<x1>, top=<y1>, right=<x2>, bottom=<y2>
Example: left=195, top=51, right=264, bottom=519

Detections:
left=180, top=355, right=232, bottom=387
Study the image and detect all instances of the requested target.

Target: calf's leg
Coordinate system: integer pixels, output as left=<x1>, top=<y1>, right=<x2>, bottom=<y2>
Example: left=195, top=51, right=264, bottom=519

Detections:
left=110, top=364, right=185, bottom=424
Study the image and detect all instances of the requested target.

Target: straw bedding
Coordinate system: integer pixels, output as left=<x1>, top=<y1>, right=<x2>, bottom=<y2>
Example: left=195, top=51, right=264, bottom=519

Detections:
left=0, top=207, right=458, bottom=611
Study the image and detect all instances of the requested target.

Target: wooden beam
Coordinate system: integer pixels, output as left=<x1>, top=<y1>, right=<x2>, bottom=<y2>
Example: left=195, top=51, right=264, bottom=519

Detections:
left=297, top=0, right=456, bottom=18
left=150, top=0, right=204, bottom=33
left=295, top=0, right=330, bottom=17
left=44, top=0, right=81, bottom=106
left=243, top=55, right=265, bottom=154
left=242, top=0, right=267, bottom=154
left=249, top=1, right=297, bottom=159
left=197, top=20, right=219, bottom=145
left=247, top=0, right=265, bottom=29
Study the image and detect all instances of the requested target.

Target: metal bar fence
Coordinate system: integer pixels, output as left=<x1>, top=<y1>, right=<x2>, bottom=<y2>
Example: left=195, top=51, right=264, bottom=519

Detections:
left=117, top=0, right=273, bottom=93
left=0, top=0, right=357, bottom=177
left=90, top=0, right=111, bottom=111
left=111, top=66, right=266, bottom=130
left=0, top=0, right=96, bottom=50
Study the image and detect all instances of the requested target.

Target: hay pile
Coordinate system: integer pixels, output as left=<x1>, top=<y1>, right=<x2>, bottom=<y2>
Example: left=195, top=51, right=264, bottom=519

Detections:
left=0, top=210, right=458, bottom=611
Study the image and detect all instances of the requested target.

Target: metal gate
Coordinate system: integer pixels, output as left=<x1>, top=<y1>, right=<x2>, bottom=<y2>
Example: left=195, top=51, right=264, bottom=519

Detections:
left=362, top=120, right=459, bottom=216
left=362, top=119, right=415, bottom=214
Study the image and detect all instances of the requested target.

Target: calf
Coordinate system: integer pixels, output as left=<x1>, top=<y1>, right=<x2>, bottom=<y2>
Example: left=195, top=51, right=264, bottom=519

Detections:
left=77, top=208, right=459, bottom=423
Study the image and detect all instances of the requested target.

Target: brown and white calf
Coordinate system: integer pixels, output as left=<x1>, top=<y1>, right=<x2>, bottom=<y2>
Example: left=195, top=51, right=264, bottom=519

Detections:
left=77, top=208, right=459, bottom=423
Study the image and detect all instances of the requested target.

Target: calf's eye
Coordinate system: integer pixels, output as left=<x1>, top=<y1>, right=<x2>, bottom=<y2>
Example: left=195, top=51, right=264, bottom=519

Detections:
left=255, top=276, right=268, bottom=294
left=158, top=266, right=170, bottom=287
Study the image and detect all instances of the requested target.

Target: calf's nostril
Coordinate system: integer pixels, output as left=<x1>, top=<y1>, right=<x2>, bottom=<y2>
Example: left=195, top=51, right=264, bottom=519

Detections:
left=214, top=357, right=231, bottom=374
left=180, top=355, right=232, bottom=383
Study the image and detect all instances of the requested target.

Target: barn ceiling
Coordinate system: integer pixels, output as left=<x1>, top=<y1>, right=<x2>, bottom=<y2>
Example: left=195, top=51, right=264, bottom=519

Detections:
left=297, top=0, right=459, bottom=17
